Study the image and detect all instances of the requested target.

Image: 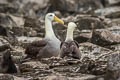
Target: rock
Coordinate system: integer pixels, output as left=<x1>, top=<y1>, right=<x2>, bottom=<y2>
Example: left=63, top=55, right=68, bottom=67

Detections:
left=95, top=6, right=120, bottom=18
left=0, top=74, right=14, bottom=80
left=100, top=0, right=109, bottom=7
left=9, top=15, right=25, bottom=28
left=108, top=18, right=120, bottom=27
left=0, top=13, right=16, bottom=29
left=20, top=0, right=49, bottom=18
left=54, top=11, right=62, bottom=18
left=17, top=36, right=42, bottom=48
left=90, top=29, right=120, bottom=47
left=76, top=75, right=97, bottom=80
left=21, top=0, right=49, bottom=9
left=107, top=52, right=120, bottom=80
left=14, top=76, right=28, bottom=80
left=0, top=49, right=17, bottom=73
left=79, top=42, right=111, bottom=75
left=0, top=36, right=11, bottom=52
left=0, top=74, right=27, bottom=80
left=4, top=31, right=18, bottom=46
left=61, top=15, right=106, bottom=30
left=74, top=31, right=92, bottom=43
left=12, top=27, right=24, bottom=36
left=24, top=17, right=44, bottom=33
left=0, top=13, right=22, bottom=44
left=0, top=13, right=25, bottom=37
left=24, top=27, right=38, bottom=37
left=107, top=0, right=120, bottom=5
left=0, top=0, right=19, bottom=14
left=46, top=75, right=68, bottom=80
left=50, top=0, right=103, bottom=13
left=105, top=44, right=120, bottom=50
left=19, top=60, right=51, bottom=77
left=50, top=0, right=79, bottom=12
left=75, top=15, right=106, bottom=30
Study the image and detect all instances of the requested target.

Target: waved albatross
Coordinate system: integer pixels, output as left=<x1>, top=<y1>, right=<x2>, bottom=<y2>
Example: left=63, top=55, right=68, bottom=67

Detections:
left=60, top=22, right=81, bottom=59
left=25, top=13, right=64, bottom=59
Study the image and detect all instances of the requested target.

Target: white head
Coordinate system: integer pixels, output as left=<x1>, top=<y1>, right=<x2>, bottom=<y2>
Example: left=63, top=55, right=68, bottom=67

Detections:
left=68, top=22, right=77, bottom=30
left=45, top=13, right=55, bottom=21
left=45, top=13, right=64, bottom=39
left=45, top=13, right=64, bottom=24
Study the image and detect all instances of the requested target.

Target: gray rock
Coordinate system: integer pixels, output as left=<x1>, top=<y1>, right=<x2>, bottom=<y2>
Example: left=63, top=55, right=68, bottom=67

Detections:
left=45, top=75, right=68, bottom=80
left=90, top=29, right=120, bottom=47
left=50, top=0, right=103, bottom=13
left=107, top=52, right=120, bottom=80
left=76, top=15, right=106, bottom=30
left=0, top=49, right=17, bottom=73
left=95, top=6, right=120, bottom=18
left=107, top=0, right=120, bottom=5
left=0, top=36, right=10, bottom=52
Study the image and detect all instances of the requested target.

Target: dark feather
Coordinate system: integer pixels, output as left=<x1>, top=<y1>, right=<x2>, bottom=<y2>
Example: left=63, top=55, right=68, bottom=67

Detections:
left=25, top=40, right=47, bottom=58
left=60, top=41, right=81, bottom=59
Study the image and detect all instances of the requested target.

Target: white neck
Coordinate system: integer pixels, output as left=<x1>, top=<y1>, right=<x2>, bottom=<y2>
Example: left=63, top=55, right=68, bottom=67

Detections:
left=65, top=27, right=74, bottom=42
left=45, top=18, right=56, bottom=39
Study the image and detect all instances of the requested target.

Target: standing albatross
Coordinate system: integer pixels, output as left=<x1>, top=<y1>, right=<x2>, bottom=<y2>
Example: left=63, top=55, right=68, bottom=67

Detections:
left=60, top=22, right=81, bottom=59
left=25, top=13, right=64, bottom=58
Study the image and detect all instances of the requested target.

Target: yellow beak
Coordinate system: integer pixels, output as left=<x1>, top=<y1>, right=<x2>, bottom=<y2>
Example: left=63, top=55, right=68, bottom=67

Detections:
left=54, top=16, right=64, bottom=24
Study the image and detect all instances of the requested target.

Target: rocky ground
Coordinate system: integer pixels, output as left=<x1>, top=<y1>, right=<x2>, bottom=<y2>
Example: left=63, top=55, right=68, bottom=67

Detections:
left=0, top=0, right=120, bottom=80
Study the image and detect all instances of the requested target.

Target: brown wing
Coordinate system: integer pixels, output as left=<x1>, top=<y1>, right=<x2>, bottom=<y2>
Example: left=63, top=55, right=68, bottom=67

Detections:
left=25, top=40, right=47, bottom=58
left=73, top=40, right=79, bottom=48
left=59, top=42, right=68, bottom=58
left=60, top=41, right=81, bottom=59
left=70, top=41, right=81, bottom=59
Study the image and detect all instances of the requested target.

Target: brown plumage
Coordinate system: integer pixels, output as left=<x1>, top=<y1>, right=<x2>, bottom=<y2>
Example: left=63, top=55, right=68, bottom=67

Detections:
left=60, top=40, right=80, bottom=59
left=59, top=22, right=81, bottom=59
left=25, top=40, right=47, bottom=58
left=25, top=13, right=64, bottom=59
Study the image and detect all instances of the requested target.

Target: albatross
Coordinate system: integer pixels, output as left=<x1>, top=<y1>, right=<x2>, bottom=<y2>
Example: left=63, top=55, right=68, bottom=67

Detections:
left=25, top=13, right=64, bottom=59
left=60, top=22, right=81, bottom=59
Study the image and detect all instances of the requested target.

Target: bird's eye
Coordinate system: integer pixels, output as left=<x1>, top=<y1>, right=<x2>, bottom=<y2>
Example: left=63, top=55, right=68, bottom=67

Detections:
left=49, top=15, right=53, bottom=16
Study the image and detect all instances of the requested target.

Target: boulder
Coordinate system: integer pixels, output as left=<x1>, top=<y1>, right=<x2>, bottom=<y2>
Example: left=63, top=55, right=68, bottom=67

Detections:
left=95, top=6, right=120, bottom=18
left=107, top=0, right=120, bottom=5
left=90, top=29, right=120, bottom=47
left=76, top=15, right=106, bottom=30
left=0, top=74, right=27, bottom=80
left=0, top=0, right=19, bottom=13
left=0, top=36, right=11, bottom=52
left=107, top=52, right=120, bottom=80
left=46, top=75, right=68, bottom=80
left=74, top=32, right=91, bottom=43
left=0, top=49, right=17, bottom=73
left=108, top=18, right=120, bottom=27
left=50, top=0, right=103, bottom=13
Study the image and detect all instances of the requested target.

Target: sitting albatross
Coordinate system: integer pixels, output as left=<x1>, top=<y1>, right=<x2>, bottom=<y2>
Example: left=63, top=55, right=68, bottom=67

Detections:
left=25, top=13, right=64, bottom=58
left=60, top=22, right=81, bottom=59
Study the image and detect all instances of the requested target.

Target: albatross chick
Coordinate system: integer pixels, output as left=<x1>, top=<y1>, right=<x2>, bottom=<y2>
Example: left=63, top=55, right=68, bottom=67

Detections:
left=60, top=22, right=81, bottom=59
